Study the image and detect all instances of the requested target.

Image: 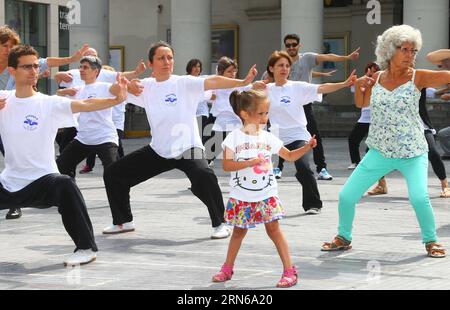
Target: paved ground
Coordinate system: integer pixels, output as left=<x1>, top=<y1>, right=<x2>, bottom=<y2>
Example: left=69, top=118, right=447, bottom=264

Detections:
left=0, top=138, right=449, bottom=290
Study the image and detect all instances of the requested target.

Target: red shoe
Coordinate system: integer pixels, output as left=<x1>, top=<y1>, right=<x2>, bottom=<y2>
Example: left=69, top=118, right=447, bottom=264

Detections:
left=276, top=266, right=298, bottom=288
left=79, top=165, right=93, bottom=174
left=212, top=264, right=233, bottom=282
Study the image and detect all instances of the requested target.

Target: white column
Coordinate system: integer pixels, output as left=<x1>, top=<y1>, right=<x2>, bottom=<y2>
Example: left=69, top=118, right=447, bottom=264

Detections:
left=281, top=0, right=323, bottom=53
left=0, top=0, right=5, bottom=25
left=171, top=0, right=211, bottom=74
left=69, top=0, right=109, bottom=66
left=404, top=0, right=449, bottom=70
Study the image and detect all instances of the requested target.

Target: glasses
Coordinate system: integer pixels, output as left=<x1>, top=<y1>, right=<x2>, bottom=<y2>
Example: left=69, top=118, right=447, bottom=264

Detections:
left=79, top=65, right=94, bottom=70
left=285, top=43, right=299, bottom=48
left=397, top=47, right=418, bottom=56
left=17, top=63, right=40, bottom=71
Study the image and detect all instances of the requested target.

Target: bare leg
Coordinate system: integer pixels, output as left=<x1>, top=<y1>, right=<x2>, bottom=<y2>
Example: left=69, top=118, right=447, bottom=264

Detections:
left=264, top=221, right=292, bottom=270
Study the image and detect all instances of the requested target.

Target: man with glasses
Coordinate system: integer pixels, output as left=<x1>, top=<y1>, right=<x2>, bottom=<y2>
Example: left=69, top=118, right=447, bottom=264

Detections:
left=274, top=33, right=360, bottom=181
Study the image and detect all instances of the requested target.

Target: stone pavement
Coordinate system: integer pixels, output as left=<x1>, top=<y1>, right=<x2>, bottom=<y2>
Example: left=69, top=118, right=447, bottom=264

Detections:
left=0, top=138, right=448, bottom=290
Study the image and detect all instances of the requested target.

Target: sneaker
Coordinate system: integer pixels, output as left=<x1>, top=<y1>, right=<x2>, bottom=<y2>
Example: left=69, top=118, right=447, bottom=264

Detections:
left=211, top=223, right=231, bottom=239
left=64, top=249, right=97, bottom=266
left=79, top=165, right=93, bottom=174
left=273, top=168, right=282, bottom=179
left=305, top=208, right=321, bottom=215
left=317, top=168, right=333, bottom=180
left=102, top=221, right=135, bottom=234
left=5, top=208, right=22, bottom=220
left=347, top=163, right=357, bottom=170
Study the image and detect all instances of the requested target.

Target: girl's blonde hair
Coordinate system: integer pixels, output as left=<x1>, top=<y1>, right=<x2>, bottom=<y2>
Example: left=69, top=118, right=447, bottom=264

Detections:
left=229, top=89, right=267, bottom=122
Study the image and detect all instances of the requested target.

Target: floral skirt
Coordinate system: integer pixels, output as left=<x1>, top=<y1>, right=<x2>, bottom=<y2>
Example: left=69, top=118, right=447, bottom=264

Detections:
left=225, top=196, right=285, bottom=229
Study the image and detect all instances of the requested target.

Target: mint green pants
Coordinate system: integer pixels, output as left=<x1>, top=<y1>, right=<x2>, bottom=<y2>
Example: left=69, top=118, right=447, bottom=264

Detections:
left=338, top=149, right=437, bottom=243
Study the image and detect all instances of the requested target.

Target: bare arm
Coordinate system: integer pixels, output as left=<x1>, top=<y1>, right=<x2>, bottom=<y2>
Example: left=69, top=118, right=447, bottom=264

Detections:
left=46, top=44, right=90, bottom=68
left=222, top=147, right=265, bottom=172
left=278, top=136, right=316, bottom=162
left=204, top=65, right=257, bottom=91
left=120, top=59, right=147, bottom=80
left=312, top=70, right=337, bottom=78
left=54, top=71, right=74, bottom=85
left=316, top=47, right=360, bottom=64
left=426, top=49, right=450, bottom=65
left=416, top=69, right=450, bottom=89
left=317, top=69, right=357, bottom=94
left=354, top=71, right=377, bottom=108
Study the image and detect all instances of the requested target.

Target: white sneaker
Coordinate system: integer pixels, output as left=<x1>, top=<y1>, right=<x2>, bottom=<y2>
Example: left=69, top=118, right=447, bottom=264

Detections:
left=347, top=163, right=357, bottom=170
left=273, top=168, right=282, bottom=179
left=64, top=249, right=97, bottom=266
left=305, top=208, right=321, bottom=215
left=317, top=168, right=333, bottom=180
left=211, top=223, right=231, bottom=239
left=102, top=221, right=135, bottom=234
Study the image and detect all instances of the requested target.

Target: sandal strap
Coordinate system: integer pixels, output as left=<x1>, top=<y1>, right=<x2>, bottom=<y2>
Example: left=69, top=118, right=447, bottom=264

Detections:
left=220, top=264, right=234, bottom=276
left=426, top=243, right=446, bottom=254
left=282, top=266, right=298, bottom=277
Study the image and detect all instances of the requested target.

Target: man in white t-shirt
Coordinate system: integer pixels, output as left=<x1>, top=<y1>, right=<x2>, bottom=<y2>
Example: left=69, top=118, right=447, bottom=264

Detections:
left=56, top=56, right=120, bottom=180
left=102, top=41, right=258, bottom=239
left=0, top=45, right=127, bottom=266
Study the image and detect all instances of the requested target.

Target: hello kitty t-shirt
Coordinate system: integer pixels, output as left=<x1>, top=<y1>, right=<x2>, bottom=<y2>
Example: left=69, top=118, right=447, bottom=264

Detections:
left=222, top=128, right=284, bottom=202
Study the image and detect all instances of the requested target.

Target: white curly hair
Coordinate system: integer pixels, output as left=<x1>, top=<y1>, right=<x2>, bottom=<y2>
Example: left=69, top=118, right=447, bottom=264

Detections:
left=375, top=24, right=423, bottom=70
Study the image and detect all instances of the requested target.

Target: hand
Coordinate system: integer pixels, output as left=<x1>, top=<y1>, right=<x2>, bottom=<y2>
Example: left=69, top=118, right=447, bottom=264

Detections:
left=343, top=69, right=357, bottom=87
left=252, top=80, right=267, bottom=90
left=114, top=74, right=128, bottom=102
left=0, top=98, right=6, bottom=110
left=441, top=93, right=450, bottom=101
left=71, top=43, right=90, bottom=62
left=243, top=64, right=258, bottom=85
left=347, top=47, right=360, bottom=61
left=128, top=79, right=144, bottom=96
left=62, top=88, right=78, bottom=97
left=54, top=72, right=74, bottom=84
left=39, top=70, right=51, bottom=79
left=357, top=69, right=375, bottom=92
left=307, top=135, right=317, bottom=149
left=247, top=156, right=265, bottom=167
left=134, top=59, right=147, bottom=76
left=322, top=69, right=337, bottom=77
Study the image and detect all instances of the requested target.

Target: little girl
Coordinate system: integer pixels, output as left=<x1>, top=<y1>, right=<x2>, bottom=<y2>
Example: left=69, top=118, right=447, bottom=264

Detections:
left=212, top=89, right=317, bottom=288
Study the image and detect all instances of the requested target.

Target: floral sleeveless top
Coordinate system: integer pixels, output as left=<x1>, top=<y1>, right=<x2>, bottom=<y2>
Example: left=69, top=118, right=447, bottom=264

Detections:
left=365, top=70, right=428, bottom=158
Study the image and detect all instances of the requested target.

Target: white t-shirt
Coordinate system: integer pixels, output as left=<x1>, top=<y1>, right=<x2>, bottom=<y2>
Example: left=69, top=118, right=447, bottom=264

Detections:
left=127, top=75, right=206, bottom=158
left=196, top=90, right=213, bottom=117
left=358, top=107, right=371, bottom=124
left=72, top=82, right=119, bottom=146
left=112, top=102, right=126, bottom=131
left=60, top=69, right=118, bottom=88
left=267, top=81, right=322, bottom=144
left=0, top=90, right=75, bottom=192
left=211, top=86, right=250, bottom=132
left=222, top=129, right=284, bottom=202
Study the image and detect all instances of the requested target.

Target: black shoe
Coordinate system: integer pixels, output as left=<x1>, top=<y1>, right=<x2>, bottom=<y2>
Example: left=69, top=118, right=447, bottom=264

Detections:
left=6, top=208, right=22, bottom=220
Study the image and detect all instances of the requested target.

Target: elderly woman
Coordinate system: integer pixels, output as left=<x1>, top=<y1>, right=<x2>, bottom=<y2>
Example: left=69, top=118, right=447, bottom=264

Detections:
left=322, top=25, right=448, bottom=258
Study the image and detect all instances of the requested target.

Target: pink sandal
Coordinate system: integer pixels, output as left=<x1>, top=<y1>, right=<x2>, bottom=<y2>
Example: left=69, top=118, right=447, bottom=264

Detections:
left=212, top=264, right=234, bottom=282
left=276, top=266, right=298, bottom=288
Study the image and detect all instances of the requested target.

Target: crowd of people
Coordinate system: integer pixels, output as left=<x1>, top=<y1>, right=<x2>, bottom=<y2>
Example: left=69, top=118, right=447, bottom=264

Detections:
left=0, top=23, right=449, bottom=288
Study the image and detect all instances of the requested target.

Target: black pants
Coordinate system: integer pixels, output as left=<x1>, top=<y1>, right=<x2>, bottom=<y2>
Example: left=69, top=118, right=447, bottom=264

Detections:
left=103, top=145, right=225, bottom=227
left=56, top=127, right=78, bottom=154
left=425, top=130, right=447, bottom=180
left=0, top=135, right=4, bottom=156
left=280, top=140, right=322, bottom=211
left=348, top=122, right=370, bottom=164
left=0, top=174, right=97, bottom=252
left=86, top=129, right=125, bottom=168
left=304, top=103, right=327, bottom=173
left=57, top=140, right=118, bottom=178
left=206, top=130, right=228, bottom=163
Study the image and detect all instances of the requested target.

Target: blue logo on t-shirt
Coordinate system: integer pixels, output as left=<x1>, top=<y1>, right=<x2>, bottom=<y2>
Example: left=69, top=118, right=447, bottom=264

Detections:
left=164, top=94, right=178, bottom=106
left=280, top=96, right=292, bottom=106
left=23, top=115, right=39, bottom=131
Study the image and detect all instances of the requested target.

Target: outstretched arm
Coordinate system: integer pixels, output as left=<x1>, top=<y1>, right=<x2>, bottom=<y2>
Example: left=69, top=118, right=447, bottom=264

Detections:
left=316, top=47, right=360, bottom=64
left=426, top=49, right=450, bottom=65
left=46, top=44, right=90, bottom=68
left=317, top=69, right=357, bottom=94
left=120, top=59, right=147, bottom=80
left=278, top=136, right=316, bottom=162
left=204, top=65, right=258, bottom=91
left=312, top=70, right=337, bottom=78
left=416, top=69, right=450, bottom=89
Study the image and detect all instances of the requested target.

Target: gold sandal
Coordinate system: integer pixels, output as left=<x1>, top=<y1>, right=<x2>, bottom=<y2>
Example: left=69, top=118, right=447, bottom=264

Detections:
left=368, top=185, right=387, bottom=196
left=440, top=188, right=450, bottom=198
left=425, top=242, right=446, bottom=258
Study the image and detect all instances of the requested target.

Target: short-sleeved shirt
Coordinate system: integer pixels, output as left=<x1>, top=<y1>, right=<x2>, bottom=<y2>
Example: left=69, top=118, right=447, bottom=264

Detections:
left=0, top=90, right=75, bottom=192
left=127, top=75, right=206, bottom=159
left=222, top=129, right=283, bottom=202
left=289, top=53, right=318, bottom=83
left=211, top=86, right=250, bottom=132
left=267, top=81, right=322, bottom=144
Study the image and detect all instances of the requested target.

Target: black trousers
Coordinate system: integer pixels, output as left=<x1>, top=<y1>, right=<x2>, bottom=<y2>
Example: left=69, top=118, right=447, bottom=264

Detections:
left=57, top=140, right=118, bottom=178
left=304, top=103, right=327, bottom=173
left=425, top=130, right=447, bottom=180
left=103, top=145, right=225, bottom=227
left=280, top=140, right=322, bottom=211
left=86, top=129, right=125, bottom=168
left=348, top=122, right=370, bottom=164
left=0, top=174, right=97, bottom=252
left=0, top=135, right=4, bottom=156
left=56, top=127, right=78, bottom=154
